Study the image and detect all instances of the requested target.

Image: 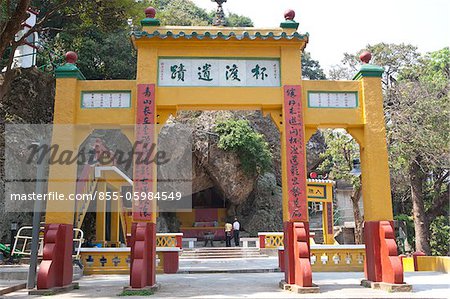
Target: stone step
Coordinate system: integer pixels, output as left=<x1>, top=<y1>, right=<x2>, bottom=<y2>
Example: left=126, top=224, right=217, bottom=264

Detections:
left=181, top=253, right=263, bottom=257
left=180, top=254, right=268, bottom=259
left=180, top=247, right=267, bottom=259
left=183, top=247, right=260, bottom=252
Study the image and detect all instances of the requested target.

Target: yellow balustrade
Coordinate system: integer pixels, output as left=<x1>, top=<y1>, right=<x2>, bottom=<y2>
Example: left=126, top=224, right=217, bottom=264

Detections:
left=80, top=248, right=131, bottom=275
left=156, top=233, right=183, bottom=248
left=259, top=232, right=317, bottom=248
left=259, top=232, right=284, bottom=248
left=310, top=245, right=365, bottom=272
left=80, top=247, right=180, bottom=275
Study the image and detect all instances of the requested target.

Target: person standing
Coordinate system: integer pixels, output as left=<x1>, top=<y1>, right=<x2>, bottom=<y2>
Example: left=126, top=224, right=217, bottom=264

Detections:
left=224, top=221, right=232, bottom=247
left=233, top=217, right=240, bottom=246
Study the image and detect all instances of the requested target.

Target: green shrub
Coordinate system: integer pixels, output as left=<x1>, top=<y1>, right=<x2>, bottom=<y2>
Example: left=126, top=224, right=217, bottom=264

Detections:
left=429, top=216, right=450, bottom=256
left=215, top=119, right=272, bottom=175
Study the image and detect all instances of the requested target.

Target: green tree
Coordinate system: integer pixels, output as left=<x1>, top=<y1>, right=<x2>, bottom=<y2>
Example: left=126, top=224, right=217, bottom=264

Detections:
left=330, top=43, right=420, bottom=87
left=37, top=0, right=147, bottom=79
left=302, top=52, right=326, bottom=80
left=386, top=47, right=449, bottom=254
left=215, top=119, right=272, bottom=176
left=329, top=44, right=449, bottom=254
left=223, top=13, right=253, bottom=27
left=150, top=0, right=211, bottom=26
left=150, top=0, right=253, bottom=27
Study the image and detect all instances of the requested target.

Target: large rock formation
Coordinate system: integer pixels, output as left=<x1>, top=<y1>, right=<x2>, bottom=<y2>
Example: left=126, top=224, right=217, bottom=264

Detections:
left=0, top=68, right=55, bottom=242
left=175, top=111, right=257, bottom=207
left=237, top=173, right=283, bottom=234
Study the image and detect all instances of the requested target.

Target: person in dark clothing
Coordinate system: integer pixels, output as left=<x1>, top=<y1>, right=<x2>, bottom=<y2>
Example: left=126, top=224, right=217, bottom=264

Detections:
left=233, top=217, right=240, bottom=246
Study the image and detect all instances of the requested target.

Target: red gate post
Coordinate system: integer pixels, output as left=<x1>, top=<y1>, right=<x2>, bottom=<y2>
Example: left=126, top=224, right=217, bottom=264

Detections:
left=35, top=224, right=75, bottom=292
left=354, top=53, right=412, bottom=292
left=279, top=84, right=319, bottom=293
left=125, top=83, right=159, bottom=292
left=32, top=52, right=83, bottom=295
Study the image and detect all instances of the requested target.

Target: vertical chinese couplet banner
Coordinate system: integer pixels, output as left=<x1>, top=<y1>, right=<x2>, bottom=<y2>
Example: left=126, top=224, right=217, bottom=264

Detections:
left=326, top=202, right=333, bottom=235
left=133, top=84, right=155, bottom=221
left=283, top=85, right=308, bottom=222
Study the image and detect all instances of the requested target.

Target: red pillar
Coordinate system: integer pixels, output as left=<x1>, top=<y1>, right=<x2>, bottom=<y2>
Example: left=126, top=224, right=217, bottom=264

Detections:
left=281, top=85, right=313, bottom=288
left=412, top=251, right=426, bottom=271
left=176, top=235, right=183, bottom=249
left=37, top=224, right=73, bottom=289
left=284, top=221, right=312, bottom=287
left=163, top=251, right=179, bottom=274
left=130, top=222, right=156, bottom=288
left=364, top=221, right=404, bottom=284
left=259, top=235, right=266, bottom=248
left=278, top=248, right=286, bottom=272
left=129, top=83, right=157, bottom=289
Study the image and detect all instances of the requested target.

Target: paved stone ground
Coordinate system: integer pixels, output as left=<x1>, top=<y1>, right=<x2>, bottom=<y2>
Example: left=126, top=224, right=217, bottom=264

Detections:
left=3, top=271, right=449, bottom=299
left=179, top=257, right=279, bottom=273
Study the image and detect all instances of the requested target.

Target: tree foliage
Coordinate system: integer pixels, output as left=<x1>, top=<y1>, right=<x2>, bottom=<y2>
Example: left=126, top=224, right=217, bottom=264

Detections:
left=329, top=43, right=420, bottom=87
left=317, top=130, right=363, bottom=243
left=329, top=44, right=449, bottom=254
left=302, top=52, right=326, bottom=80
left=215, top=119, right=272, bottom=176
left=386, top=47, right=449, bottom=254
left=149, top=0, right=253, bottom=27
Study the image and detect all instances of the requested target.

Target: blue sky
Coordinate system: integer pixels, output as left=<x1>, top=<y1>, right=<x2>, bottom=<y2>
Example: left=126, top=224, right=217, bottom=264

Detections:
left=192, top=0, right=450, bottom=72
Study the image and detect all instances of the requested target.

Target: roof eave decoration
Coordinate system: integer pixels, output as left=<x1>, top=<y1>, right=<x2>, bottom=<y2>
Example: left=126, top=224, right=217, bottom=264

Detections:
left=132, top=29, right=308, bottom=42
left=55, top=51, right=85, bottom=80
left=141, top=7, right=160, bottom=27
left=353, top=51, right=384, bottom=80
left=280, top=20, right=299, bottom=30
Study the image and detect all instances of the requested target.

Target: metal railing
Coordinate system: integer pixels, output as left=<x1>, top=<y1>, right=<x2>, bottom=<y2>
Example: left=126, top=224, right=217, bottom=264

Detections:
left=12, top=226, right=84, bottom=259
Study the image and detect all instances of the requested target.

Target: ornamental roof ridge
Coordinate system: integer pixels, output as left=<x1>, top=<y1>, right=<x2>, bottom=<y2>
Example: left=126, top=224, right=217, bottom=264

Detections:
left=132, top=26, right=309, bottom=42
left=307, top=179, right=335, bottom=184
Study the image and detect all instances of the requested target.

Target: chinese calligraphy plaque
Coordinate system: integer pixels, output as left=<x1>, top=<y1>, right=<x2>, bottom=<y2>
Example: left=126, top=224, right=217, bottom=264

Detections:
left=308, top=92, right=358, bottom=108
left=284, top=85, right=308, bottom=222
left=158, top=58, right=280, bottom=87
left=81, top=92, right=131, bottom=108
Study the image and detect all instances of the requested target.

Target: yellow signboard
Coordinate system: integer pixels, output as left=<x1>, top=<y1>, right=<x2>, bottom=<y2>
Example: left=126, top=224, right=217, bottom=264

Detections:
left=306, top=180, right=333, bottom=202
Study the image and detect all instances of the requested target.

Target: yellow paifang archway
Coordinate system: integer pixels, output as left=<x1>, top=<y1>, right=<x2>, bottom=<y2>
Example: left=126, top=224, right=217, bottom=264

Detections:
left=39, top=6, right=404, bottom=293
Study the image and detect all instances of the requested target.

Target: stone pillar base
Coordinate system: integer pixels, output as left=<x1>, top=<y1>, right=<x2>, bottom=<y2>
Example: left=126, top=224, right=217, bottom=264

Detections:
left=279, top=280, right=320, bottom=294
left=361, top=279, right=412, bottom=292
left=29, top=282, right=79, bottom=296
left=37, top=224, right=73, bottom=289
left=130, top=222, right=156, bottom=288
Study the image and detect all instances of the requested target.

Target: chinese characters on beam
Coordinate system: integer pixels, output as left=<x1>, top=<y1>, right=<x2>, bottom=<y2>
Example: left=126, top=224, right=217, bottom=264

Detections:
left=284, top=85, right=308, bottom=222
left=133, top=84, right=156, bottom=221
left=159, top=58, right=280, bottom=87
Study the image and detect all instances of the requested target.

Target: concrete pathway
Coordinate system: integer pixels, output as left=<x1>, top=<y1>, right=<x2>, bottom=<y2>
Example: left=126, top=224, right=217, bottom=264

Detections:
left=3, top=272, right=449, bottom=299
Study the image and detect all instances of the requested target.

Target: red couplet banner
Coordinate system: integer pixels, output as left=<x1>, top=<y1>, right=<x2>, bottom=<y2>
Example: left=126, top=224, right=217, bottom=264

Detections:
left=283, top=85, right=308, bottom=222
left=133, top=84, right=156, bottom=221
left=326, top=202, right=333, bottom=234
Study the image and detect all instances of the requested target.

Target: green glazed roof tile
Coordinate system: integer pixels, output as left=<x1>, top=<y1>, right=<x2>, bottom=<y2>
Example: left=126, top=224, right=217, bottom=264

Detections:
left=132, top=30, right=308, bottom=41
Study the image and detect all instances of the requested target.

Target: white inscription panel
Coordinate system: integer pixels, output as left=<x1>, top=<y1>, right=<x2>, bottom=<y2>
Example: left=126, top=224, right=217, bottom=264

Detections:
left=82, top=92, right=131, bottom=108
left=159, top=58, right=280, bottom=87
left=308, top=92, right=358, bottom=108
